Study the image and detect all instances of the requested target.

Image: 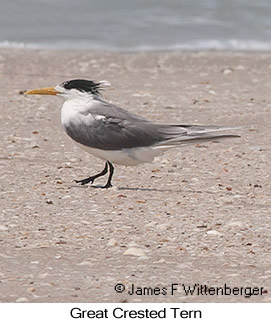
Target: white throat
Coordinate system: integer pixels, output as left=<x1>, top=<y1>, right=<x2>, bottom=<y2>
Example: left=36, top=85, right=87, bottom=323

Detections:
left=60, top=93, right=98, bottom=128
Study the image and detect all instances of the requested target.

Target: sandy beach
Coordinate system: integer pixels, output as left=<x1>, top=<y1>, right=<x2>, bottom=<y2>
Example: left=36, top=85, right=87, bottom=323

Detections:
left=0, top=49, right=270, bottom=302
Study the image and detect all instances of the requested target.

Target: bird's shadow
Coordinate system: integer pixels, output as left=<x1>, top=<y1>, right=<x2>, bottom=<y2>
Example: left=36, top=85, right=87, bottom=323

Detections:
left=70, top=183, right=218, bottom=195
left=117, top=186, right=218, bottom=194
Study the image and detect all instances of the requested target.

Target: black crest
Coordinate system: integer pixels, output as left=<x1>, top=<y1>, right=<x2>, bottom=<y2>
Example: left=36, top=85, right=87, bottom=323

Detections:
left=60, top=79, right=102, bottom=95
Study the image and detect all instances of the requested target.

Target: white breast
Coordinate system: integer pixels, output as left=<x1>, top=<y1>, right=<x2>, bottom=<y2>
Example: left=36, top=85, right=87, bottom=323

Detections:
left=61, top=100, right=93, bottom=127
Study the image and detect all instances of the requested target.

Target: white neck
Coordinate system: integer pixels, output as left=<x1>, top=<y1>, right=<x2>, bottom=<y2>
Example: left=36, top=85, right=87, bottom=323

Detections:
left=60, top=92, right=99, bottom=128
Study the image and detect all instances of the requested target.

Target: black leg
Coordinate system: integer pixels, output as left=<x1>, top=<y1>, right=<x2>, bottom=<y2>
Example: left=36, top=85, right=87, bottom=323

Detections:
left=101, top=161, right=114, bottom=189
left=75, top=162, right=108, bottom=185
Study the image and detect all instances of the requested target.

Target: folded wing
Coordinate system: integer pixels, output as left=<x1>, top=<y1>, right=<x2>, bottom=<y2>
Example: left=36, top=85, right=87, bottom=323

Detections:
left=64, top=100, right=239, bottom=151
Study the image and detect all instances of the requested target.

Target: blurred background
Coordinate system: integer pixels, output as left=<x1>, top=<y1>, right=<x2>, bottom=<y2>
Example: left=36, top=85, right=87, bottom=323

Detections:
left=1, top=0, right=271, bottom=51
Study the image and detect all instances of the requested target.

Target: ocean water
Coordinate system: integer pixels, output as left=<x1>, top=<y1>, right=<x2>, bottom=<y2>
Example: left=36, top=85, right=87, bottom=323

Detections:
left=1, top=0, right=271, bottom=51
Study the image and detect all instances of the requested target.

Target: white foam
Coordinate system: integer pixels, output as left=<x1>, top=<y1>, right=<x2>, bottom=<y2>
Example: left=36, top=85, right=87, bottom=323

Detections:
left=2, top=39, right=271, bottom=51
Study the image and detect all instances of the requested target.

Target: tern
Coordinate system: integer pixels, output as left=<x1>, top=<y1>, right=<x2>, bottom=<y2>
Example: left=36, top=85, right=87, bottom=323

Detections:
left=25, top=79, right=239, bottom=188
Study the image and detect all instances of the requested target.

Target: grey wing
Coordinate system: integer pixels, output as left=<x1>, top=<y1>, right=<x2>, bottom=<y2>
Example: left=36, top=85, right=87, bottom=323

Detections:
left=89, top=99, right=151, bottom=123
left=65, top=98, right=239, bottom=150
left=65, top=114, right=163, bottom=151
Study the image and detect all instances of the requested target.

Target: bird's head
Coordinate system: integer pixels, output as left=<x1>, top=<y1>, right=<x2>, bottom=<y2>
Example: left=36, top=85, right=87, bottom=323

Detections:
left=24, top=79, right=111, bottom=99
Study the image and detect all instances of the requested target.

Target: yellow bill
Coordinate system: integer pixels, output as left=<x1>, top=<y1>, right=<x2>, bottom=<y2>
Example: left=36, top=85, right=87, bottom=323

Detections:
left=24, top=87, right=60, bottom=95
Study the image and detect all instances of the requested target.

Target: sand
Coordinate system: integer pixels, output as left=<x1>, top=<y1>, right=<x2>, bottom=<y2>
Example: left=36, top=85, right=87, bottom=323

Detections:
left=0, top=49, right=270, bottom=302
